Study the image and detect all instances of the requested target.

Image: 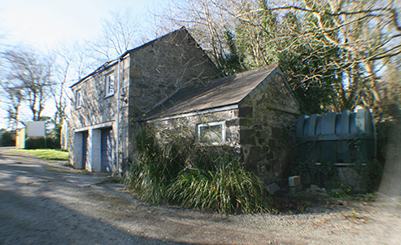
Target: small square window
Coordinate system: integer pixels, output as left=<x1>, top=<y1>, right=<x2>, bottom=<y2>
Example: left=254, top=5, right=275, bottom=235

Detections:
left=105, top=73, right=115, bottom=97
left=198, top=121, right=225, bottom=144
left=75, top=89, right=82, bottom=109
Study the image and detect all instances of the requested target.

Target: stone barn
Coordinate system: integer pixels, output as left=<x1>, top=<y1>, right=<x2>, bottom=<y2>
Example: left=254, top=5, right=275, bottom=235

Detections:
left=140, top=64, right=301, bottom=185
left=68, top=27, right=218, bottom=173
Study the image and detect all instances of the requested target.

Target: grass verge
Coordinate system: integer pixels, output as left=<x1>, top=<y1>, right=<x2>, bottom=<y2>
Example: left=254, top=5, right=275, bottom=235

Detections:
left=11, top=149, right=69, bottom=160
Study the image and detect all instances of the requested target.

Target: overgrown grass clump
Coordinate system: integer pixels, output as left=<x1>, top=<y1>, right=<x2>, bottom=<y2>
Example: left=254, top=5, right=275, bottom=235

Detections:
left=169, top=160, right=267, bottom=213
left=125, top=126, right=269, bottom=214
left=11, top=149, right=69, bottom=160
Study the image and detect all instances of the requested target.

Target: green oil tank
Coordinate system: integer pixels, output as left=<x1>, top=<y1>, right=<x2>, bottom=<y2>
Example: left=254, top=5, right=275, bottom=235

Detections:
left=296, top=109, right=375, bottom=164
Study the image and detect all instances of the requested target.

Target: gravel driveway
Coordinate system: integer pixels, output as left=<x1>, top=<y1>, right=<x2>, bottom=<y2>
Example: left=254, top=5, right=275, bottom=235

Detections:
left=1, top=147, right=400, bottom=244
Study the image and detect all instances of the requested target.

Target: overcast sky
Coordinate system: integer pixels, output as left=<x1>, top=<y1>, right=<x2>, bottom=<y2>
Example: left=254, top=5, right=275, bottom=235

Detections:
left=0, top=0, right=170, bottom=129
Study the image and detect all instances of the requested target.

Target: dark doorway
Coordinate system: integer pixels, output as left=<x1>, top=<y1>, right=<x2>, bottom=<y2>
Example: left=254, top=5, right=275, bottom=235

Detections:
left=82, top=131, right=89, bottom=169
left=101, top=128, right=113, bottom=172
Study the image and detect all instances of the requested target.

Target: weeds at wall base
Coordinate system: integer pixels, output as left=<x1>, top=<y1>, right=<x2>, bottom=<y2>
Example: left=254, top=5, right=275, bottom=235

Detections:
left=289, top=157, right=383, bottom=194
left=124, top=126, right=382, bottom=214
left=124, top=126, right=271, bottom=214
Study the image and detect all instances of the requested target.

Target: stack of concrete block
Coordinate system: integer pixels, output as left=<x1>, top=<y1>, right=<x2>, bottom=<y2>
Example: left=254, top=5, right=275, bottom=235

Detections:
left=289, top=175, right=302, bottom=195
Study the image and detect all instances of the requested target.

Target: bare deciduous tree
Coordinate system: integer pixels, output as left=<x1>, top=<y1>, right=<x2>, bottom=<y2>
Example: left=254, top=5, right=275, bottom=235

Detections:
left=380, top=55, right=401, bottom=116
left=1, top=47, right=55, bottom=122
left=0, top=81, right=23, bottom=130
left=211, top=0, right=401, bottom=117
left=50, top=55, right=69, bottom=126
left=86, top=10, right=143, bottom=64
left=160, top=0, right=239, bottom=72
left=159, top=0, right=401, bottom=116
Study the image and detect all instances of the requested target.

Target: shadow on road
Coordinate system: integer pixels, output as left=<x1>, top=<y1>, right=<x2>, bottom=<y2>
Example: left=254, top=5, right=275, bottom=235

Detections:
left=0, top=188, right=193, bottom=245
left=0, top=147, right=195, bottom=245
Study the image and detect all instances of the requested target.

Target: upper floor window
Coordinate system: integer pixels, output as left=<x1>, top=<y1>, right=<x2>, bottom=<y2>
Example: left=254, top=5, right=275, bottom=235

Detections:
left=75, top=89, right=82, bottom=109
left=105, top=72, right=115, bottom=97
left=198, top=121, right=226, bottom=145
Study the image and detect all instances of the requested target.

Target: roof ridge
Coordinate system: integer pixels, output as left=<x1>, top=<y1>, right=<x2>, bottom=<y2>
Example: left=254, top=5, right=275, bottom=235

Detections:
left=141, top=65, right=280, bottom=121
left=70, top=27, right=189, bottom=88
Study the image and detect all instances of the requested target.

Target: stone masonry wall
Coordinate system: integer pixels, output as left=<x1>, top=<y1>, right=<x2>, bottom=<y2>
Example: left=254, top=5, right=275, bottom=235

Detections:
left=127, top=28, right=219, bottom=161
left=69, top=56, right=131, bottom=170
left=147, top=100, right=298, bottom=187
left=147, top=109, right=240, bottom=152
left=128, top=29, right=218, bottom=118
left=70, top=57, right=130, bottom=129
left=239, top=72, right=300, bottom=186
left=144, top=70, right=300, bottom=186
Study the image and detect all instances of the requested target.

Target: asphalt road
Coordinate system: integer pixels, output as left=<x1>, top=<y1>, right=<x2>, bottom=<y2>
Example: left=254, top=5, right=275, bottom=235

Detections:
left=0, top=148, right=282, bottom=245
left=1, top=147, right=401, bottom=245
left=0, top=147, right=189, bottom=244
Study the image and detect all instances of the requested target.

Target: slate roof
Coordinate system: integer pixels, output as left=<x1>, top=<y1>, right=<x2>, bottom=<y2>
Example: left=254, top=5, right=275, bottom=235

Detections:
left=142, top=64, right=280, bottom=121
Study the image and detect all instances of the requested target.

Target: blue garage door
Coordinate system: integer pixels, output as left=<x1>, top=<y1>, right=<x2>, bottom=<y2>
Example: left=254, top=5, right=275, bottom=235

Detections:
left=101, top=128, right=113, bottom=172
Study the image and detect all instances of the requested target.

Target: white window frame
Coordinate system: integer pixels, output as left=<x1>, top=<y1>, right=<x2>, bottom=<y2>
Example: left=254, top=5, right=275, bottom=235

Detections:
left=105, top=72, right=115, bottom=97
left=197, top=121, right=226, bottom=145
left=75, top=89, right=82, bottom=109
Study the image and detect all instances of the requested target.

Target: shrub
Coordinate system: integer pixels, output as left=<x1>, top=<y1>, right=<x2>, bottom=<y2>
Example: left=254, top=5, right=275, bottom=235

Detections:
left=125, top=126, right=270, bottom=213
left=25, top=137, right=60, bottom=149
left=291, top=159, right=337, bottom=188
left=0, top=130, right=15, bottom=146
left=125, top=153, right=170, bottom=204
left=168, top=160, right=268, bottom=214
left=353, top=160, right=383, bottom=193
left=125, top=126, right=186, bottom=205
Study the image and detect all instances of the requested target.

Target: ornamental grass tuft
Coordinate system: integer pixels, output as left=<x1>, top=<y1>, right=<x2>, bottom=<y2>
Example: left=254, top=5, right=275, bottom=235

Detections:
left=125, top=126, right=270, bottom=214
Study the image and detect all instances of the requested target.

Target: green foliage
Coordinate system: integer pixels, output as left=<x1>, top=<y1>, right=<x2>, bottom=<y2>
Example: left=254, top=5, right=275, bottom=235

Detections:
left=168, top=160, right=267, bottom=214
left=125, top=125, right=194, bottom=205
left=11, top=149, right=69, bottom=160
left=134, top=125, right=160, bottom=154
left=0, top=130, right=15, bottom=146
left=291, top=159, right=337, bottom=188
left=232, top=7, right=344, bottom=114
left=217, top=30, right=245, bottom=76
left=353, top=160, right=383, bottom=193
left=278, top=46, right=340, bottom=114
left=275, top=10, right=342, bottom=114
left=361, top=193, right=377, bottom=202
left=25, top=137, right=60, bottom=149
left=327, top=184, right=354, bottom=198
left=124, top=152, right=171, bottom=204
left=230, top=1, right=396, bottom=114
left=52, top=124, right=62, bottom=142
left=293, top=158, right=383, bottom=193
left=125, top=126, right=270, bottom=213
